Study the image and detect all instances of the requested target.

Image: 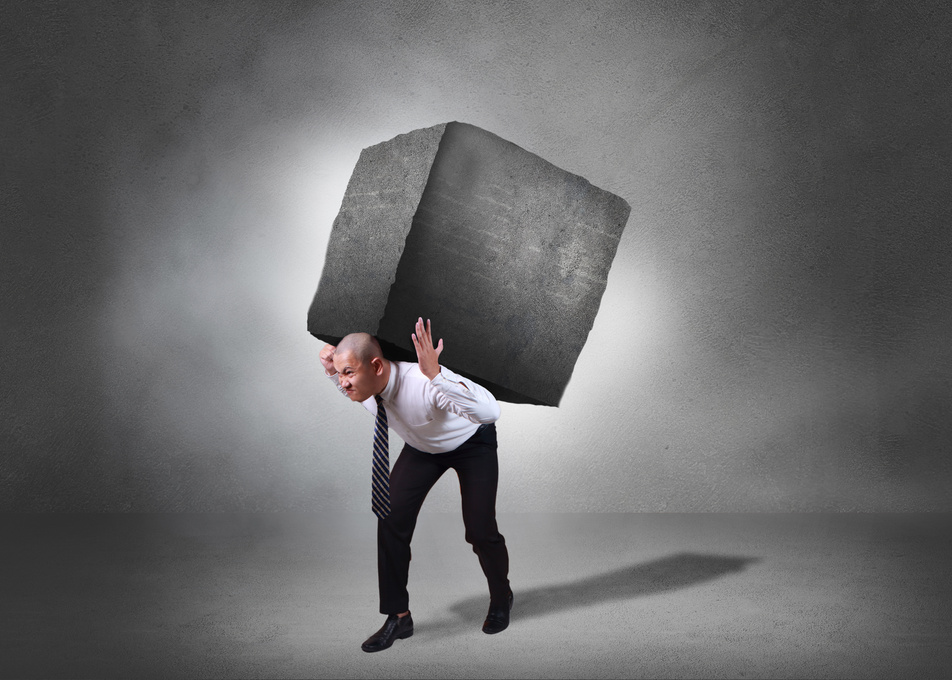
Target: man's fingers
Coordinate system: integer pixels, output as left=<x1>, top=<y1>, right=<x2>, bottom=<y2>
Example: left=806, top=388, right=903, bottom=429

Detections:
left=413, top=317, right=440, bottom=353
left=415, top=318, right=431, bottom=344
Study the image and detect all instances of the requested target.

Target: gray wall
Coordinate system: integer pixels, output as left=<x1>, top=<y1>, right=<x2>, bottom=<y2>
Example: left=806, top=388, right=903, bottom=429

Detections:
left=4, top=0, right=951, bottom=512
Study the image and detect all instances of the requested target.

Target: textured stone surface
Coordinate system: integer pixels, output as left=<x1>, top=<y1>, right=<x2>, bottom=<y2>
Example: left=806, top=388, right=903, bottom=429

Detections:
left=307, top=123, right=447, bottom=342
left=309, top=122, right=631, bottom=406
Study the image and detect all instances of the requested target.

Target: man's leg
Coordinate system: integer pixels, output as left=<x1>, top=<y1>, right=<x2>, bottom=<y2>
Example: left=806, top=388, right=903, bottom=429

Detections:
left=451, top=425, right=511, bottom=607
left=377, top=444, right=446, bottom=614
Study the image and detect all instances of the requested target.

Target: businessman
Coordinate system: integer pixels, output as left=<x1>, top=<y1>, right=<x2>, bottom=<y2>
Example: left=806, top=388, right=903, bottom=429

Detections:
left=320, top=317, right=512, bottom=652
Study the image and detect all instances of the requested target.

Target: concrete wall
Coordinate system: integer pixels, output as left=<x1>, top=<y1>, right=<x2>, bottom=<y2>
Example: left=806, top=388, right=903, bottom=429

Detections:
left=4, top=0, right=951, bottom=511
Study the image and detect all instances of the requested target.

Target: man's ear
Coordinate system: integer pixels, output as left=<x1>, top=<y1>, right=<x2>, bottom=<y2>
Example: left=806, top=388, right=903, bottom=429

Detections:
left=371, top=356, right=384, bottom=375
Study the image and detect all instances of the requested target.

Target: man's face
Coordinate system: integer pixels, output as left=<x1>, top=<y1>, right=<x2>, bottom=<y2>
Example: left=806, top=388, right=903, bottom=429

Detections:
left=333, top=350, right=381, bottom=402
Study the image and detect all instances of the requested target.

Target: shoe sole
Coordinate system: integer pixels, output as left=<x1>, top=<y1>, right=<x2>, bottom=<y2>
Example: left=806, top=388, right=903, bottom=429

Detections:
left=361, top=629, right=413, bottom=653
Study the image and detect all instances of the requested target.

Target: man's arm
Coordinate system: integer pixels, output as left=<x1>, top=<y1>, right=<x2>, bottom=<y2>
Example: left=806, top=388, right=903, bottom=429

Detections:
left=320, top=343, right=338, bottom=376
left=412, top=317, right=500, bottom=424
left=320, top=343, right=349, bottom=397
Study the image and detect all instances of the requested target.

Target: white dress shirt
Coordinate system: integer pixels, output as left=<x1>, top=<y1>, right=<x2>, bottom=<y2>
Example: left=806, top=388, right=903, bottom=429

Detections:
left=328, top=361, right=501, bottom=453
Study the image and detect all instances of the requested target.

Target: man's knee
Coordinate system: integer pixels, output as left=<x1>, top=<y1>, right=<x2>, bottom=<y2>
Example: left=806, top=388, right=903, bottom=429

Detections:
left=465, top=525, right=503, bottom=549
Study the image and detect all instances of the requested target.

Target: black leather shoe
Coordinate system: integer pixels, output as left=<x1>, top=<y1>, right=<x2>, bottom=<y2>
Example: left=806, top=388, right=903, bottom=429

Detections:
left=482, top=590, right=513, bottom=634
left=361, top=613, right=414, bottom=652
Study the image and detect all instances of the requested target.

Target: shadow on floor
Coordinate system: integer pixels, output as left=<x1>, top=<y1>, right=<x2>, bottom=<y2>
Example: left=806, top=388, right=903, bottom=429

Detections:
left=414, top=552, right=758, bottom=640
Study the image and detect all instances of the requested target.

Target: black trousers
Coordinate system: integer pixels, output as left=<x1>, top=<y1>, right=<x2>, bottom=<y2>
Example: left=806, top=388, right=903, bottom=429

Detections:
left=377, top=423, right=510, bottom=614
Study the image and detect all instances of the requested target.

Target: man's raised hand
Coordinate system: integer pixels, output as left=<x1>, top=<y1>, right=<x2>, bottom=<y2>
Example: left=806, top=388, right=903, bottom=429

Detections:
left=411, top=318, right=443, bottom=380
left=320, top=343, right=337, bottom=375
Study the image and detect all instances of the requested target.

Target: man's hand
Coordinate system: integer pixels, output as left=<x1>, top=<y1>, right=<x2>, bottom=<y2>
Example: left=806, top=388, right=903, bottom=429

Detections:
left=320, top=343, right=337, bottom=375
left=411, top=317, right=443, bottom=380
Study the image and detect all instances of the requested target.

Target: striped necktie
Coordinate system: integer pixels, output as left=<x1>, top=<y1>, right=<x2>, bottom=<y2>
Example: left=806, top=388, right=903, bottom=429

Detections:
left=371, top=395, right=391, bottom=519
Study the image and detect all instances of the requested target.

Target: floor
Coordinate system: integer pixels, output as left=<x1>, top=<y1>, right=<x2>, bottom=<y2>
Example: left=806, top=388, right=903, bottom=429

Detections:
left=2, top=512, right=950, bottom=679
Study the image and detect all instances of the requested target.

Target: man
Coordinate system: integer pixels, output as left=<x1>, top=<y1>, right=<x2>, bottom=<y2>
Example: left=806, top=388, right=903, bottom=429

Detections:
left=320, top=317, right=513, bottom=653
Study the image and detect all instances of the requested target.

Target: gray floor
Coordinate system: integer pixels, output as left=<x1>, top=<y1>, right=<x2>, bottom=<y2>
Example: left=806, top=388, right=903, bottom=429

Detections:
left=2, top=512, right=950, bottom=679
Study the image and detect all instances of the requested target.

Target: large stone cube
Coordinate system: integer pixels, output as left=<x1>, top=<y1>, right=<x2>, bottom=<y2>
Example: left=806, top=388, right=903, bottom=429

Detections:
left=309, top=122, right=630, bottom=406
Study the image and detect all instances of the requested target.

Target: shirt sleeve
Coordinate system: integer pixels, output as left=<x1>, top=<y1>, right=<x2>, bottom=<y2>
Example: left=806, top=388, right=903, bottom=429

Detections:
left=427, top=367, right=501, bottom=424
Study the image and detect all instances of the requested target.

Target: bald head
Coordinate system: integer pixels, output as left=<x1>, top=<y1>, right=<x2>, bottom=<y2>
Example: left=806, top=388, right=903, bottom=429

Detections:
left=336, top=332, right=383, bottom=364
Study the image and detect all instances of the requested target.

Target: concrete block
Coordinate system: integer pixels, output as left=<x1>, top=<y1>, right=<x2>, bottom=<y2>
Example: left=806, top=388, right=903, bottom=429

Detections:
left=309, top=122, right=630, bottom=406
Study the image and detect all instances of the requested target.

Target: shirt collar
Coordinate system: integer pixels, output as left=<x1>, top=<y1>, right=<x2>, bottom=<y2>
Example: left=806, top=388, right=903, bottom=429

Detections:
left=378, top=360, right=398, bottom=403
